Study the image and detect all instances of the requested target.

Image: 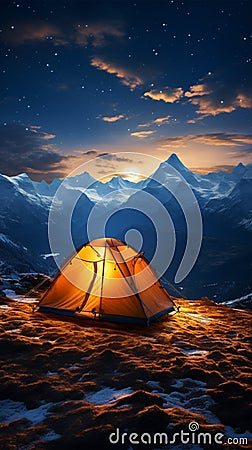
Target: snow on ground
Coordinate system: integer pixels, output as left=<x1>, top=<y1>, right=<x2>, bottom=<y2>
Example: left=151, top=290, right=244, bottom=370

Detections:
left=2, top=289, right=20, bottom=299
left=41, top=430, right=62, bottom=441
left=41, top=253, right=59, bottom=260
left=149, top=377, right=219, bottom=424
left=0, top=298, right=251, bottom=449
left=184, top=312, right=213, bottom=323
left=0, top=399, right=55, bottom=425
left=85, top=387, right=133, bottom=405
left=2, top=290, right=38, bottom=303
left=180, top=349, right=209, bottom=357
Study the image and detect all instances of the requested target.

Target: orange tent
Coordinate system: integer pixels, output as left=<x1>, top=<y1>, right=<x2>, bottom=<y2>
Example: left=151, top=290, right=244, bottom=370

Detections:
left=38, top=238, right=175, bottom=325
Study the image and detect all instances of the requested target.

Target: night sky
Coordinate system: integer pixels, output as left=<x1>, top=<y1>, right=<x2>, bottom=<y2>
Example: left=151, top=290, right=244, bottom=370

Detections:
left=1, top=0, right=252, bottom=181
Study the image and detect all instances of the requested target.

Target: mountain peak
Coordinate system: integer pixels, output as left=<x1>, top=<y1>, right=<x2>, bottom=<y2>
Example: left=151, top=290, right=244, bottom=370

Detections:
left=231, top=162, right=246, bottom=179
left=13, top=173, right=30, bottom=180
left=166, top=153, right=188, bottom=171
left=233, top=162, right=245, bottom=171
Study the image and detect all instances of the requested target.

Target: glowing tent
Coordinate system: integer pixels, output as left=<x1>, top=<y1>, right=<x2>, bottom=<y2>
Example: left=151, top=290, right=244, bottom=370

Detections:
left=38, top=238, right=175, bottom=325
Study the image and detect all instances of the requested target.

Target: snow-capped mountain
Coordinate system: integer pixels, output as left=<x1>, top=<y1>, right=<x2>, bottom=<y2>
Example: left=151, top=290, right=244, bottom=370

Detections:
left=0, top=154, right=251, bottom=301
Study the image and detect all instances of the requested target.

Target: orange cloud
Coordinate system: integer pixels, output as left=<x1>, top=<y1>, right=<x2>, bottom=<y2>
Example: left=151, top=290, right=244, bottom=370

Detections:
left=153, top=116, right=171, bottom=125
left=184, top=83, right=213, bottom=98
left=101, top=114, right=125, bottom=123
left=130, top=130, right=155, bottom=139
left=185, top=82, right=252, bottom=118
left=236, top=94, right=252, bottom=108
left=90, top=57, right=143, bottom=89
left=158, top=133, right=252, bottom=149
left=191, top=165, right=236, bottom=174
left=4, top=22, right=64, bottom=45
left=190, top=97, right=236, bottom=117
left=143, top=87, right=183, bottom=103
left=138, top=116, right=171, bottom=128
left=29, top=126, right=56, bottom=140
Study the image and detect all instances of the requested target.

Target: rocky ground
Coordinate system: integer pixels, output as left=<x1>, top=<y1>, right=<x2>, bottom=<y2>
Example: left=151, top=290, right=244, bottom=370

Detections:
left=0, top=294, right=251, bottom=450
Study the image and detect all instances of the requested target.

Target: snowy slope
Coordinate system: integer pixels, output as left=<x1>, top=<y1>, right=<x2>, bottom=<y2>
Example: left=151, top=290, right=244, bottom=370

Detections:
left=0, top=156, right=251, bottom=300
left=221, top=292, right=252, bottom=310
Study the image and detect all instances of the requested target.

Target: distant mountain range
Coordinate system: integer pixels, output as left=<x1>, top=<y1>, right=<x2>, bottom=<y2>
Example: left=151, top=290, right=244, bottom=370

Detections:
left=0, top=154, right=251, bottom=301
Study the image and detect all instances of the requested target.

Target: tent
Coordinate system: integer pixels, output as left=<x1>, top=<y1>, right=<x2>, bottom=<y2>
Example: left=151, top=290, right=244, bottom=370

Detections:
left=38, top=238, right=175, bottom=325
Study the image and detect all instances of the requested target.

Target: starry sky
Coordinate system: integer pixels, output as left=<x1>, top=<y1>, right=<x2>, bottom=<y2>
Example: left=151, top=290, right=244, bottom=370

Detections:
left=0, top=0, right=252, bottom=181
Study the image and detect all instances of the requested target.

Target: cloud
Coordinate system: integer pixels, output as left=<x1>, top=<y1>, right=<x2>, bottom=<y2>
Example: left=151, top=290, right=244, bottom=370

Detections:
left=82, top=150, right=98, bottom=156
left=75, top=22, right=125, bottom=47
left=236, top=94, right=252, bottom=109
left=191, top=165, right=237, bottom=175
left=101, top=114, right=125, bottom=123
left=2, top=19, right=125, bottom=48
left=29, top=126, right=56, bottom=140
left=225, top=148, right=252, bottom=158
left=0, top=124, right=68, bottom=180
left=90, top=56, right=143, bottom=89
left=184, top=84, right=212, bottom=98
left=97, top=168, right=116, bottom=175
left=143, top=87, right=183, bottom=103
left=188, top=96, right=237, bottom=117
left=97, top=153, right=134, bottom=163
left=130, top=131, right=155, bottom=139
left=153, top=116, right=171, bottom=125
left=96, top=171, right=146, bottom=181
left=94, top=152, right=136, bottom=176
left=2, top=22, right=65, bottom=45
left=185, top=76, right=252, bottom=118
left=159, top=133, right=252, bottom=149
left=138, top=115, right=171, bottom=128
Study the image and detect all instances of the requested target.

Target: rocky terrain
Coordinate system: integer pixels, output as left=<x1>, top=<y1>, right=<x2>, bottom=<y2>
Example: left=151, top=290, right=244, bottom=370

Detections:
left=0, top=295, right=251, bottom=449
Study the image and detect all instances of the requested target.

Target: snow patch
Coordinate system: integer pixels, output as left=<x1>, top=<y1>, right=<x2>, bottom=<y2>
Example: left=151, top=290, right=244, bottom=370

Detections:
left=150, top=378, right=219, bottom=424
left=0, top=233, right=18, bottom=247
left=41, top=253, right=59, bottom=260
left=11, top=296, right=38, bottom=304
left=6, top=328, right=21, bottom=333
left=238, top=218, right=252, bottom=231
left=180, top=349, right=209, bottom=357
left=2, top=289, right=20, bottom=299
left=2, top=290, right=38, bottom=304
left=185, top=313, right=212, bottom=324
left=0, top=399, right=55, bottom=425
left=41, top=429, right=61, bottom=441
left=85, top=387, right=133, bottom=405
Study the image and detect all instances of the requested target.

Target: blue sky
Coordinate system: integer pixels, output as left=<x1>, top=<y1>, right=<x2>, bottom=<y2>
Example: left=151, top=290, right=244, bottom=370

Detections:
left=0, top=0, right=252, bottom=180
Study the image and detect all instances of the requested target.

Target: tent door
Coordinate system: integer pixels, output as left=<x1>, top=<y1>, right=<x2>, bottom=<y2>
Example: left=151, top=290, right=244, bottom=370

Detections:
left=75, top=261, right=98, bottom=312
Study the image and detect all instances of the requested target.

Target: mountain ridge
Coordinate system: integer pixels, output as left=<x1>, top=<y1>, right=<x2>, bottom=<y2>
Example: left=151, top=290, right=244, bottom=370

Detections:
left=0, top=154, right=251, bottom=301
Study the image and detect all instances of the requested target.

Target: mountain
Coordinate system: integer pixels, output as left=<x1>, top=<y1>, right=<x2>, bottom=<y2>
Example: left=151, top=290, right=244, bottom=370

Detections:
left=0, top=173, right=95, bottom=275
left=0, top=155, right=251, bottom=301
